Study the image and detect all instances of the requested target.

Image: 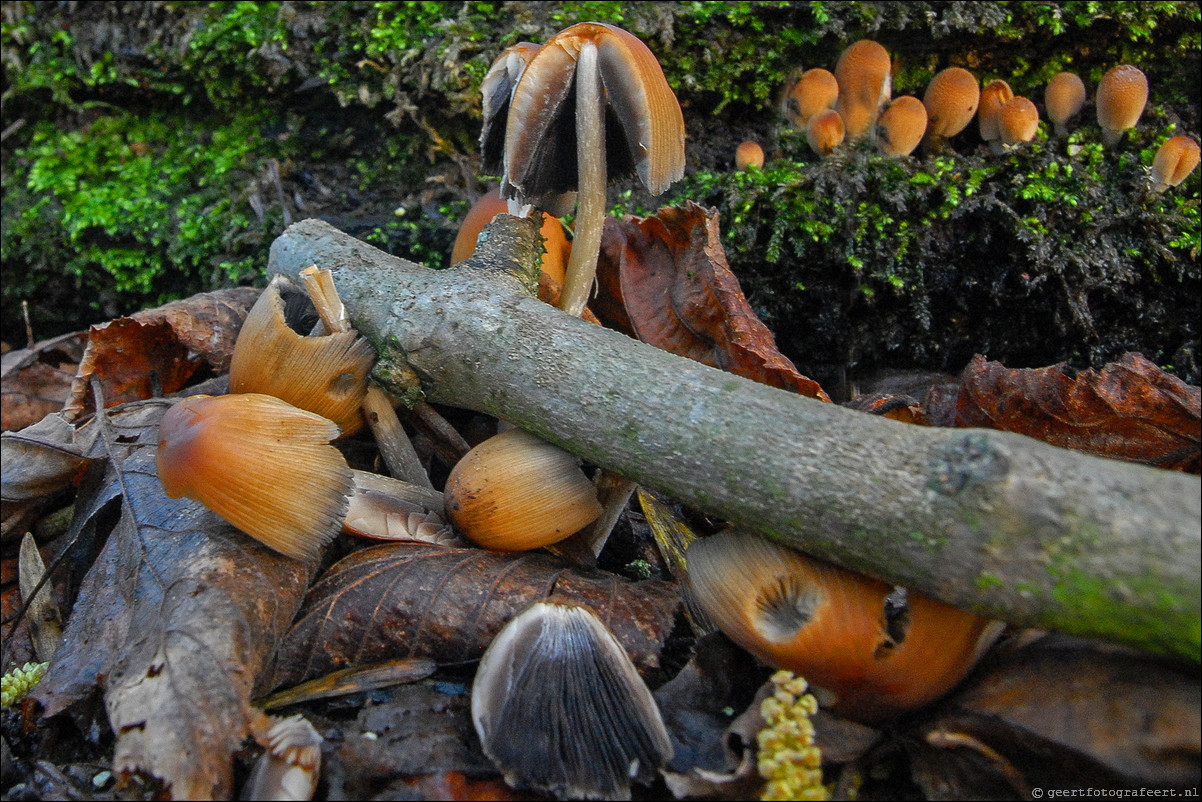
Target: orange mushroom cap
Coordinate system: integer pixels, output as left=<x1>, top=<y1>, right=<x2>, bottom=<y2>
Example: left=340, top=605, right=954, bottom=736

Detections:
left=998, top=96, right=1040, bottom=147
left=806, top=109, right=845, bottom=157
left=156, top=393, right=352, bottom=561
left=876, top=96, right=927, bottom=157
left=735, top=140, right=765, bottom=170
left=977, top=79, right=1014, bottom=143
left=834, top=40, right=892, bottom=140
left=786, top=68, right=839, bottom=129
left=1150, top=136, right=1201, bottom=192
left=451, top=188, right=569, bottom=290
left=1044, top=71, right=1087, bottom=136
left=923, top=67, right=980, bottom=140
left=1096, top=64, right=1148, bottom=147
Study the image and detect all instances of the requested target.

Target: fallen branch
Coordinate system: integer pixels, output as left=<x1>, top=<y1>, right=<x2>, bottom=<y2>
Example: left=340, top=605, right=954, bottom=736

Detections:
left=269, top=217, right=1201, bottom=661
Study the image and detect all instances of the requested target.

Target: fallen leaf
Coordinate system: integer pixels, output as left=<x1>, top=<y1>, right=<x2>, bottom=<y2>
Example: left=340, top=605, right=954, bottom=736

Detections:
left=0, top=331, right=86, bottom=432
left=594, top=203, right=830, bottom=400
left=267, top=542, right=681, bottom=689
left=844, top=391, right=928, bottom=424
left=952, top=354, right=1200, bottom=472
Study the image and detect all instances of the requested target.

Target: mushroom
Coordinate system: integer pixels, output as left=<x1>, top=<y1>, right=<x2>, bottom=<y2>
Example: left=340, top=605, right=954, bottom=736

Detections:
left=245, top=714, right=322, bottom=802
left=922, top=67, right=980, bottom=152
left=450, top=187, right=569, bottom=299
left=228, top=276, right=375, bottom=436
left=156, top=393, right=352, bottom=561
left=343, top=469, right=462, bottom=546
left=1044, top=71, right=1087, bottom=137
left=735, top=140, right=765, bottom=171
left=998, top=96, right=1040, bottom=149
left=977, top=79, right=1014, bottom=153
left=684, top=530, right=997, bottom=722
left=500, top=23, right=685, bottom=317
left=479, top=42, right=542, bottom=184
left=834, top=39, right=892, bottom=141
left=1096, top=64, right=1148, bottom=148
left=471, top=601, right=673, bottom=799
left=876, top=96, right=927, bottom=157
left=443, top=427, right=602, bottom=551
left=805, top=109, right=845, bottom=157
left=1150, top=136, right=1201, bottom=193
left=785, top=68, right=839, bottom=129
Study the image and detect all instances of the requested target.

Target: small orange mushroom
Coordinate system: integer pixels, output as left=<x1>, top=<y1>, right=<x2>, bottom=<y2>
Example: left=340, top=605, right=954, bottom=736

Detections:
left=922, top=67, right=980, bottom=151
left=834, top=40, right=892, bottom=140
left=1096, top=64, right=1148, bottom=148
left=735, top=140, right=765, bottom=171
left=977, top=79, right=1014, bottom=152
left=806, top=109, right=845, bottom=157
left=1045, top=71, right=1087, bottom=137
left=876, top=96, right=927, bottom=157
left=479, top=42, right=541, bottom=180
left=786, top=68, right=839, bottom=129
left=1150, top=136, right=1201, bottom=193
left=451, top=187, right=569, bottom=297
left=998, top=96, right=1040, bottom=149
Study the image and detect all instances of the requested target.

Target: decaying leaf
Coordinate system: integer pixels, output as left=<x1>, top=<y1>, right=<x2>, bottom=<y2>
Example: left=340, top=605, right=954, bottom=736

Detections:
left=594, top=202, right=830, bottom=400
left=0, top=331, right=86, bottom=432
left=1, top=412, right=92, bottom=504
left=268, top=542, right=681, bottom=690
left=951, top=353, right=1200, bottom=473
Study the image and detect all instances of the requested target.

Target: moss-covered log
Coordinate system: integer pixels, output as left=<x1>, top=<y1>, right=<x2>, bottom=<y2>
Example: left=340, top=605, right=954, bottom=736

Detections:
left=269, top=217, right=1201, bottom=662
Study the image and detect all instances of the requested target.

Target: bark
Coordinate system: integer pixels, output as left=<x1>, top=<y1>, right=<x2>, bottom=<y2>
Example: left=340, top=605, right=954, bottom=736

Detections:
left=269, top=217, right=1201, bottom=662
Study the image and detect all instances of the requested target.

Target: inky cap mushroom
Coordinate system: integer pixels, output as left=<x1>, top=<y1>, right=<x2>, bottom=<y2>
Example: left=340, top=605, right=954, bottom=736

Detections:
left=1150, top=136, right=1201, bottom=193
left=735, top=140, right=765, bottom=171
left=503, top=23, right=686, bottom=317
left=472, top=601, right=673, bottom=799
left=834, top=40, right=892, bottom=140
left=786, top=68, right=839, bottom=129
left=806, top=108, right=845, bottom=157
left=998, top=96, right=1040, bottom=148
left=876, top=96, right=927, bottom=157
left=1096, top=64, right=1148, bottom=148
left=922, top=67, right=980, bottom=150
left=229, top=276, right=375, bottom=435
left=156, top=393, right=352, bottom=561
left=977, top=79, right=1014, bottom=147
left=1044, top=71, right=1087, bottom=137
left=479, top=42, right=542, bottom=177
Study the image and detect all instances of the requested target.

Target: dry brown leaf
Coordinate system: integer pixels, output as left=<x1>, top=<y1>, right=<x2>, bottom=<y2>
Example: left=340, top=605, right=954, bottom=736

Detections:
left=0, top=331, right=86, bottom=432
left=268, top=542, right=681, bottom=690
left=952, top=353, right=1200, bottom=472
left=594, top=202, right=830, bottom=401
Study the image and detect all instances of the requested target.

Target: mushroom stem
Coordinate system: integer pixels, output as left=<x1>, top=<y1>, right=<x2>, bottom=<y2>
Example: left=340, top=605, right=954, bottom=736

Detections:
left=558, top=40, right=606, bottom=318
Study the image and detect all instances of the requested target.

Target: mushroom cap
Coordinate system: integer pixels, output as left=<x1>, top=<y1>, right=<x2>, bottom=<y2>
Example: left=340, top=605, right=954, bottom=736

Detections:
left=450, top=188, right=569, bottom=288
left=1096, top=64, right=1148, bottom=133
left=805, top=108, right=845, bottom=156
left=977, top=79, right=1014, bottom=142
left=228, top=276, right=375, bottom=435
left=1151, top=136, right=1201, bottom=191
left=876, top=96, right=928, bottom=156
left=998, top=96, right=1040, bottom=146
left=504, top=22, right=685, bottom=215
left=923, top=67, right=980, bottom=138
left=685, top=530, right=993, bottom=722
left=443, top=428, right=602, bottom=551
left=1044, top=71, right=1087, bottom=130
left=480, top=42, right=541, bottom=175
left=834, top=40, right=892, bottom=140
left=156, top=393, right=352, bottom=561
left=787, top=68, right=839, bottom=128
left=472, top=602, right=673, bottom=798
left=735, top=140, right=765, bottom=170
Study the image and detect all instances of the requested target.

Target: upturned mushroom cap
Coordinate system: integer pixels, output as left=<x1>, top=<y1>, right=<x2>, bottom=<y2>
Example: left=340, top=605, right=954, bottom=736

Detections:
left=228, top=276, right=375, bottom=435
left=834, top=40, right=892, bottom=140
left=977, top=79, right=1014, bottom=143
left=479, top=42, right=541, bottom=175
left=786, top=68, right=839, bottom=128
left=876, top=96, right=928, bottom=157
left=1150, top=136, right=1201, bottom=192
left=998, top=96, right=1040, bottom=146
left=156, top=393, right=352, bottom=561
left=685, top=530, right=995, bottom=722
left=1044, top=71, right=1087, bottom=136
left=503, top=22, right=685, bottom=216
left=1096, top=64, right=1148, bottom=147
left=472, top=601, right=673, bottom=799
left=450, top=187, right=569, bottom=289
left=735, top=140, right=765, bottom=170
left=923, top=67, right=980, bottom=141
left=805, top=109, right=845, bottom=157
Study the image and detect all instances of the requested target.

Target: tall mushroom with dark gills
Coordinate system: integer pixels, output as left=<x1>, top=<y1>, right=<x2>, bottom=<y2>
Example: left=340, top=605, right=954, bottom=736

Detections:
left=485, top=23, right=686, bottom=318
